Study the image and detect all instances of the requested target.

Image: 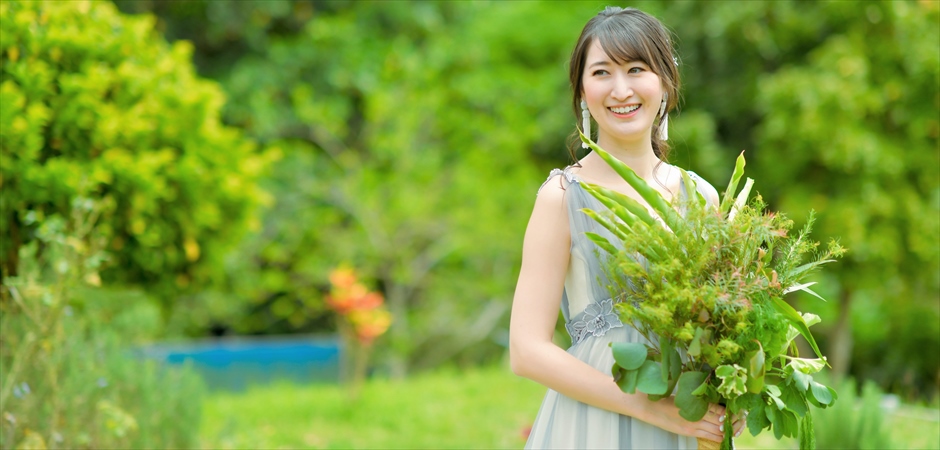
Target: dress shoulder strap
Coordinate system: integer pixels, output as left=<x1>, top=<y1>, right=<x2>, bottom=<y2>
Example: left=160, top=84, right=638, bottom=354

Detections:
left=537, top=166, right=579, bottom=195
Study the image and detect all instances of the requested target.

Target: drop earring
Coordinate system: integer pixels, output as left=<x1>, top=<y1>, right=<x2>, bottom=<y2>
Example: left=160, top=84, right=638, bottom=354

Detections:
left=658, top=93, right=669, bottom=141
left=581, top=99, right=591, bottom=149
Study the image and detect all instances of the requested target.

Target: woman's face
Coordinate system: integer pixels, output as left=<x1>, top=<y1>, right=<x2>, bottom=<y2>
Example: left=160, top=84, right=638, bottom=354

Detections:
left=581, top=40, right=664, bottom=148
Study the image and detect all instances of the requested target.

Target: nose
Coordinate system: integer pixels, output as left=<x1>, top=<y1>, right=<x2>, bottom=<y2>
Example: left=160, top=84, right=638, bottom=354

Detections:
left=610, top=72, right=633, bottom=101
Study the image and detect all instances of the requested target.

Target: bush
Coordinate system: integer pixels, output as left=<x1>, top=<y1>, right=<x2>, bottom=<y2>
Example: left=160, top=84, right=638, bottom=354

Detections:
left=0, top=0, right=273, bottom=309
left=814, top=376, right=892, bottom=449
left=0, top=200, right=204, bottom=449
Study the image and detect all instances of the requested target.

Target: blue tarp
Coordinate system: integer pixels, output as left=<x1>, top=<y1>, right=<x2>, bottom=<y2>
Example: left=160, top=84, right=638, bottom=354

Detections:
left=137, top=335, right=341, bottom=391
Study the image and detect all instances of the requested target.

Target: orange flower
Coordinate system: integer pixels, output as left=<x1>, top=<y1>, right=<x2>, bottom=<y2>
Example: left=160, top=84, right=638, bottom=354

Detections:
left=329, top=267, right=358, bottom=289
left=348, top=308, right=392, bottom=344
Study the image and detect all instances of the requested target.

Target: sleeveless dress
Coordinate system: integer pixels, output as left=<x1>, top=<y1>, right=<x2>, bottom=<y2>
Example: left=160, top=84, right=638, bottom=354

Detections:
left=524, top=166, right=719, bottom=450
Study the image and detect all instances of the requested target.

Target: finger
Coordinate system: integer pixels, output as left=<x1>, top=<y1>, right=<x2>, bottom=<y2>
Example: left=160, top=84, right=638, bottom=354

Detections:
left=732, top=410, right=749, bottom=437
left=732, top=418, right=746, bottom=437
left=695, top=428, right=724, bottom=444
left=705, top=404, right=726, bottom=426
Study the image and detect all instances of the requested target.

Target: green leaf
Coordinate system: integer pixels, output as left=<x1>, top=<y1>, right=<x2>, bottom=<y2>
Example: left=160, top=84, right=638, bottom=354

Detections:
left=720, top=151, right=746, bottom=215
left=784, top=282, right=827, bottom=301
left=679, top=168, right=707, bottom=207
left=746, top=348, right=766, bottom=393
left=688, top=327, right=704, bottom=357
left=610, top=342, right=648, bottom=371
left=781, top=384, right=808, bottom=417
left=769, top=297, right=825, bottom=360
left=809, top=381, right=833, bottom=405
left=616, top=368, right=639, bottom=394
left=789, top=370, right=811, bottom=392
left=777, top=409, right=799, bottom=438
left=582, top=182, right=658, bottom=228
left=660, top=339, right=675, bottom=382
left=636, top=360, right=668, bottom=395
left=787, top=357, right=827, bottom=374
left=801, top=313, right=822, bottom=327
left=747, top=401, right=769, bottom=436
left=584, top=232, right=618, bottom=255
left=675, top=371, right=709, bottom=421
left=579, top=132, right=683, bottom=233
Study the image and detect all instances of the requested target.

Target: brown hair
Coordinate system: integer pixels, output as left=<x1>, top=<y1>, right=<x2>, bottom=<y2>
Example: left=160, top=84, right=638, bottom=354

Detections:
left=567, top=6, right=680, bottom=163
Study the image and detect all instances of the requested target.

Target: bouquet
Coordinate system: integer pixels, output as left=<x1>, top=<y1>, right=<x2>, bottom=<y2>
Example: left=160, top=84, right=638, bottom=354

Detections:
left=578, top=134, right=845, bottom=450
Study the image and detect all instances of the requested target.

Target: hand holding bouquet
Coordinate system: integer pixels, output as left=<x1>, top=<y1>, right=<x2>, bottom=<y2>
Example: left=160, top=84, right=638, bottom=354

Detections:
left=578, top=134, right=845, bottom=450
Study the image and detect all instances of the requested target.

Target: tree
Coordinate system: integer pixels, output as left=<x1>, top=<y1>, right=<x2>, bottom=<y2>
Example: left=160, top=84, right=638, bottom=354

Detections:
left=661, top=0, right=939, bottom=398
left=0, top=0, right=272, bottom=312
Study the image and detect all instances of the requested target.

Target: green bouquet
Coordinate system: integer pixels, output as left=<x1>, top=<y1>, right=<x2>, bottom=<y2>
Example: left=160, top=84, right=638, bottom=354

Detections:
left=578, top=133, right=845, bottom=450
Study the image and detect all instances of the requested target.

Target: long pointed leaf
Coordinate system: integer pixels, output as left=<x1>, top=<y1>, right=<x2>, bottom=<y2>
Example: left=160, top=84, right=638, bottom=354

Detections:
left=579, top=184, right=642, bottom=228
left=728, top=178, right=754, bottom=221
left=584, top=232, right=618, bottom=255
left=679, top=168, right=707, bottom=208
left=579, top=131, right=683, bottom=233
left=769, top=297, right=825, bottom=361
left=582, top=182, right=658, bottom=228
left=580, top=208, right=630, bottom=241
left=720, top=151, right=746, bottom=215
left=788, top=259, right=836, bottom=279
left=783, top=282, right=817, bottom=295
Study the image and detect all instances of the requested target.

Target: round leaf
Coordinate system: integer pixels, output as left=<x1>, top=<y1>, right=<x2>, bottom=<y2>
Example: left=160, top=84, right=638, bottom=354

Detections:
left=675, top=371, right=709, bottom=421
left=616, top=368, right=639, bottom=394
left=610, top=342, right=648, bottom=371
left=636, top=360, right=668, bottom=395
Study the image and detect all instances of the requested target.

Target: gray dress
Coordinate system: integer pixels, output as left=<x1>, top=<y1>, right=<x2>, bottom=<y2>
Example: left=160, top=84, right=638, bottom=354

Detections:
left=525, top=166, right=718, bottom=449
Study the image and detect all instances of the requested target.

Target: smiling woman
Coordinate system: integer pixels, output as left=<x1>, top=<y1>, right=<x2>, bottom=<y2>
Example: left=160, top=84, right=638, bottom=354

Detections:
left=508, top=6, right=742, bottom=449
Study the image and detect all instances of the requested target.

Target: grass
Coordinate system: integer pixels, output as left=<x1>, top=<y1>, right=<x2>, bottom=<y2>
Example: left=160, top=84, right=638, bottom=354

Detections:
left=200, top=364, right=940, bottom=449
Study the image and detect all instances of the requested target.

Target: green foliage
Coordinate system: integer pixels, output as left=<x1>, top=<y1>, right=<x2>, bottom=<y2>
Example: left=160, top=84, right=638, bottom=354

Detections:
left=197, top=364, right=937, bottom=449
left=200, top=365, right=544, bottom=448
left=0, top=0, right=272, bottom=309
left=127, top=1, right=598, bottom=373
left=0, top=200, right=204, bottom=449
left=662, top=0, right=940, bottom=398
left=108, top=0, right=939, bottom=396
left=586, top=140, right=843, bottom=447
left=813, top=377, right=892, bottom=449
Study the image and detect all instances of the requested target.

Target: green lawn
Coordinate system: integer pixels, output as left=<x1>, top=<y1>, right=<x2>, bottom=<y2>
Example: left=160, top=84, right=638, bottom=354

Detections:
left=200, top=364, right=939, bottom=449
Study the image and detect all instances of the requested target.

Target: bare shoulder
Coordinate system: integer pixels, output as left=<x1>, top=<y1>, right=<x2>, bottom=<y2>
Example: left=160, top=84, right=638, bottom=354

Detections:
left=532, top=172, right=570, bottom=223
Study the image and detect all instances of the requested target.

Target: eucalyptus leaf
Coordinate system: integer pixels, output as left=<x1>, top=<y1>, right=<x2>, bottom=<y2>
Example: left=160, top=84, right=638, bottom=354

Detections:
left=636, top=360, right=668, bottom=395
left=616, top=368, right=639, bottom=394
left=610, top=342, right=648, bottom=371
left=675, top=371, right=709, bottom=421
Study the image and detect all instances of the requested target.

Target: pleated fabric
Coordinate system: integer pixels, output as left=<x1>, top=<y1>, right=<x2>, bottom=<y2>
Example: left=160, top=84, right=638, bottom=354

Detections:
left=525, top=166, right=718, bottom=449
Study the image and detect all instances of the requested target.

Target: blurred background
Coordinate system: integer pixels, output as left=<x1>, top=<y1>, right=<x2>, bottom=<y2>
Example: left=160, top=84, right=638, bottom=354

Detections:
left=1, top=0, right=937, bottom=448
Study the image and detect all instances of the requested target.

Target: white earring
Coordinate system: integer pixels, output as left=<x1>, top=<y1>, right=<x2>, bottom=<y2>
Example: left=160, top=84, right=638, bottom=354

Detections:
left=658, top=93, right=669, bottom=141
left=581, top=99, right=591, bottom=149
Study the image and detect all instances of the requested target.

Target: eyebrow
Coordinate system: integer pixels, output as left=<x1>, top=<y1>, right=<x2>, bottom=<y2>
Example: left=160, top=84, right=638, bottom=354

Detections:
left=588, top=60, right=611, bottom=68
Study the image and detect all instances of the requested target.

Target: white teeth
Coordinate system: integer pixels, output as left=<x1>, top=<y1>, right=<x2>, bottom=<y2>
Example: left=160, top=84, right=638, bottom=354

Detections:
left=610, top=105, right=640, bottom=114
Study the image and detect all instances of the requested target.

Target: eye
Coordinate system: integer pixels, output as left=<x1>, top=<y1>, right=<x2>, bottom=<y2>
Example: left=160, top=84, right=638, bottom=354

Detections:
left=592, top=69, right=610, bottom=76
left=628, top=66, right=644, bottom=74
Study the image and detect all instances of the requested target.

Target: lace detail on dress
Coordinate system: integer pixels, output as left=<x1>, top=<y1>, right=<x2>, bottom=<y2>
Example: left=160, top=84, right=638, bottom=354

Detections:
left=565, top=298, right=624, bottom=345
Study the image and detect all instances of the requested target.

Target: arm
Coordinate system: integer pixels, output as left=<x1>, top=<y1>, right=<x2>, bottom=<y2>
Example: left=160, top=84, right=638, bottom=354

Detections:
left=508, top=177, right=738, bottom=442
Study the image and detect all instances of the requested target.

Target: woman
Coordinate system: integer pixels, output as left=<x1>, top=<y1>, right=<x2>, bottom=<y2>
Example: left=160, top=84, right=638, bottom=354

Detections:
left=509, top=7, right=745, bottom=449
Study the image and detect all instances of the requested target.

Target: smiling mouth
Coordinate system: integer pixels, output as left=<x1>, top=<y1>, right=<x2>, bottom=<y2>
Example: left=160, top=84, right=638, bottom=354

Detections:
left=609, top=105, right=640, bottom=114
